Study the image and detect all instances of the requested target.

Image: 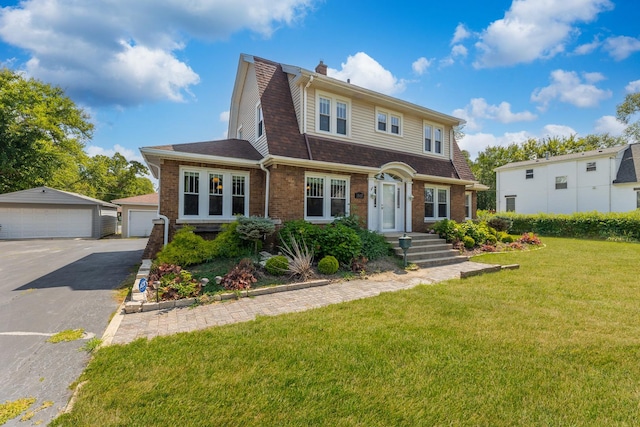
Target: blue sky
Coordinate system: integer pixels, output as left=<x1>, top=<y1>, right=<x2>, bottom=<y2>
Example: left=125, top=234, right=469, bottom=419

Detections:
left=0, top=0, right=638, bottom=164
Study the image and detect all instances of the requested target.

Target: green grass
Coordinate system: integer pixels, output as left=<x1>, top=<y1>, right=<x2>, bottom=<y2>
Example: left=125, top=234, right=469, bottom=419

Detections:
left=52, top=238, right=640, bottom=426
left=47, top=329, right=84, bottom=343
left=0, top=397, right=36, bottom=425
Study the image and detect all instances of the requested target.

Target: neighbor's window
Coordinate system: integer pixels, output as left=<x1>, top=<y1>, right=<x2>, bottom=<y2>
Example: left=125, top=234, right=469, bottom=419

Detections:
left=424, top=186, right=449, bottom=219
left=506, top=196, right=516, bottom=212
left=305, top=174, right=349, bottom=220
left=586, top=162, right=596, bottom=172
left=317, top=92, right=349, bottom=136
left=526, top=169, right=534, bottom=179
left=256, top=104, right=264, bottom=138
left=636, top=191, right=640, bottom=209
left=180, top=168, right=248, bottom=219
left=555, top=176, right=568, bottom=190
left=424, top=122, right=444, bottom=154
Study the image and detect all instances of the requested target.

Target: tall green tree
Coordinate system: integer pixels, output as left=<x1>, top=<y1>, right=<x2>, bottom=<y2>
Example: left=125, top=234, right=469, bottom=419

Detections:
left=0, top=68, right=93, bottom=193
left=616, top=92, right=640, bottom=142
left=81, top=153, right=155, bottom=201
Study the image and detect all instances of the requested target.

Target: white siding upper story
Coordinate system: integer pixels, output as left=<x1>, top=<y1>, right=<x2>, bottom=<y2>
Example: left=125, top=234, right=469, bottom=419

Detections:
left=495, top=146, right=640, bottom=214
left=234, top=64, right=268, bottom=156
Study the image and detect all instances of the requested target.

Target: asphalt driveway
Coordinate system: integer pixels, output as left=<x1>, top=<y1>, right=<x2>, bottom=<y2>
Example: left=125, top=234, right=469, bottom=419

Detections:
left=0, top=238, right=147, bottom=426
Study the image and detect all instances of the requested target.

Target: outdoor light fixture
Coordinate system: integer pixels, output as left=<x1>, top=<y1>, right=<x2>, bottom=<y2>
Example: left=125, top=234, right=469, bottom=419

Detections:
left=398, top=233, right=412, bottom=268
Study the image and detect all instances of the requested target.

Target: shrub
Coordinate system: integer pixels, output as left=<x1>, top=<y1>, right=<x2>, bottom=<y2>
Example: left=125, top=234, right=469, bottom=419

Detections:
left=155, top=227, right=211, bottom=266
left=501, top=234, right=515, bottom=243
left=518, top=232, right=542, bottom=245
left=487, top=216, right=512, bottom=232
left=334, top=215, right=391, bottom=260
left=210, top=222, right=251, bottom=259
left=433, top=219, right=463, bottom=242
left=485, top=234, right=498, bottom=246
left=152, top=266, right=201, bottom=300
left=265, top=255, right=288, bottom=276
left=316, top=223, right=361, bottom=265
left=236, top=216, right=276, bottom=253
left=463, top=235, right=475, bottom=249
left=318, top=255, right=339, bottom=275
left=278, top=220, right=321, bottom=252
left=280, top=234, right=314, bottom=282
left=350, top=255, right=368, bottom=273
left=220, top=258, right=257, bottom=291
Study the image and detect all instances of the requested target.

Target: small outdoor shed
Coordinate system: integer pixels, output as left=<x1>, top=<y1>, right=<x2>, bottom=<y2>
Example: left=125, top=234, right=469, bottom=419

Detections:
left=111, top=193, right=158, bottom=237
left=0, top=186, right=118, bottom=239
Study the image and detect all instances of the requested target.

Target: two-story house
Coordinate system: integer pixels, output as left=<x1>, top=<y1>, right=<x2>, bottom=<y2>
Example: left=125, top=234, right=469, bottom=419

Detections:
left=495, top=144, right=640, bottom=214
left=140, top=54, right=482, bottom=257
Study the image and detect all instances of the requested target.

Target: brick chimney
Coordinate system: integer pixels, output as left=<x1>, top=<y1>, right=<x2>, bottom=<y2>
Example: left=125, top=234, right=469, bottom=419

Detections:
left=315, top=60, right=327, bottom=75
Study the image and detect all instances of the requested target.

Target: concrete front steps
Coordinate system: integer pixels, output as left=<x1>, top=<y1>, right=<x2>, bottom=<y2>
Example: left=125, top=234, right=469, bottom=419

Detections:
left=384, top=232, right=468, bottom=268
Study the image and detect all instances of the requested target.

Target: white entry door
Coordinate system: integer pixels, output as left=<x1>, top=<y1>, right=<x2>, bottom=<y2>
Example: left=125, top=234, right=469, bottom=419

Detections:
left=381, top=182, right=400, bottom=232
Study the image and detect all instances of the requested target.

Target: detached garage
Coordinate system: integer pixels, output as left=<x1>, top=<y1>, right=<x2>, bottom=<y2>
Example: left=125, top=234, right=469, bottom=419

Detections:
left=0, top=186, right=118, bottom=239
left=111, top=193, right=158, bottom=237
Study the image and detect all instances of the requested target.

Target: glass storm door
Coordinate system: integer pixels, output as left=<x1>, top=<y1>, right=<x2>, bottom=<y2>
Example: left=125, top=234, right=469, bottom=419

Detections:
left=381, top=182, right=398, bottom=231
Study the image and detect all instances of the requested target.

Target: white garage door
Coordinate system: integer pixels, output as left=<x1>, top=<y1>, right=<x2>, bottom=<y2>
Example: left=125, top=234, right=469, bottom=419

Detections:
left=128, top=210, right=157, bottom=237
left=0, top=207, right=93, bottom=239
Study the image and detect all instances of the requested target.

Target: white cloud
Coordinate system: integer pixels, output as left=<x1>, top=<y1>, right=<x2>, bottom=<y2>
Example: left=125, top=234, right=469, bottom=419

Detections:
left=574, top=37, right=601, bottom=55
left=412, top=57, right=433, bottom=75
left=0, top=0, right=315, bottom=106
left=473, top=0, right=613, bottom=68
left=603, top=36, right=640, bottom=60
left=594, top=115, right=626, bottom=135
left=327, top=52, right=406, bottom=96
left=452, top=98, right=537, bottom=131
left=626, top=80, right=640, bottom=93
left=451, top=23, right=471, bottom=44
left=85, top=144, right=144, bottom=163
left=531, top=69, right=612, bottom=110
left=219, top=111, right=230, bottom=122
left=541, top=124, right=577, bottom=137
left=459, top=131, right=532, bottom=159
left=451, top=44, right=468, bottom=58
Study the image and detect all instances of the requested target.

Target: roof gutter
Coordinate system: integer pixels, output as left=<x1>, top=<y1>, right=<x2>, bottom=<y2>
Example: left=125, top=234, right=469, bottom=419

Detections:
left=140, top=147, right=261, bottom=169
left=259, top=159, right=270, bottom=218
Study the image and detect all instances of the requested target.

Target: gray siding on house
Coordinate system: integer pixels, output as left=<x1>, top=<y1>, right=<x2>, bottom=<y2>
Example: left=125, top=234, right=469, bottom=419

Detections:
left=99, top=207, right=118, bottom=237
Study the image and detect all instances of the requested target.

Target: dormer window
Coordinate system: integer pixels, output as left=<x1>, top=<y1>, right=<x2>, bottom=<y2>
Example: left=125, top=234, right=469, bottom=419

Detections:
left=376, top=108, right=402, bottom=136
left=316, top=91, right=349, bottom=137
left=424, top=122, right=444, bottom=155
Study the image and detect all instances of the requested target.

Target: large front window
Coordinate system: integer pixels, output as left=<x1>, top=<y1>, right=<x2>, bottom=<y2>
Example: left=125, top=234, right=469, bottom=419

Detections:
left=316, top=91, right=349, bottom=136
left=180, top=168, right=249, bottom=219
left=424, top=186, right=449, bottom=219
left=305, top=174, right=349, bottom=220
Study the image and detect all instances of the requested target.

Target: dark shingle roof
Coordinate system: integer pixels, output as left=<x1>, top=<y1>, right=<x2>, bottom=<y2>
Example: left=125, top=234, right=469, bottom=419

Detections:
left=253, top=57, right=310, bottom=159
left=306, top=135, right=465, bottom=179
left=614, top=143, right=640, bottom=184
left=147, top=139, right=263, bottom=161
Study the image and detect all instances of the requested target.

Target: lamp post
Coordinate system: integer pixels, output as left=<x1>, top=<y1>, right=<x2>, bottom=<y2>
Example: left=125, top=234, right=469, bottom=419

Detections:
left=398, top=233, right=412, bottom=268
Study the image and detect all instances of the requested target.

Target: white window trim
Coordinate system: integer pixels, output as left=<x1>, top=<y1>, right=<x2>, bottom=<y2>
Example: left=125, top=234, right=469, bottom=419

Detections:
left=424, top=185, right=450, bottom=221
left=375, top=107, right=403, bottom=137
left=315, top=90, right=351, bottom=137
left=304, top=172, right=350, bottom=222
left=237, top=124, right=243, bottom=140
left=505, top=195, right=516, bottom=212
left=465, top=192, right=472, bottom=219
left=423, top=121, right=445, bottom=156
left=256, top=102, right=264, bottom=140
left=178, top=166, right=250, bottom=220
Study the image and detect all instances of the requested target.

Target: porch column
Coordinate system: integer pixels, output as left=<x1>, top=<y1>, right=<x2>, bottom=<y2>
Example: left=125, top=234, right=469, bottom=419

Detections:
left=405, top=180, right=413, bottom=232
left=367, top=176, right=376, bottom=231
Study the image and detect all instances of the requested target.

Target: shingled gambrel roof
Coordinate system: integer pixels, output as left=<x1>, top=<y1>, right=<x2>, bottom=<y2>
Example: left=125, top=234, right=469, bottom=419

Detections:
left=253, top=57, right=310, bottom=159
left=613, top=143, right=640, bottom=184
left=305, top=135, right=463, bottom=179
left=146, top=139, right=263, bottom=161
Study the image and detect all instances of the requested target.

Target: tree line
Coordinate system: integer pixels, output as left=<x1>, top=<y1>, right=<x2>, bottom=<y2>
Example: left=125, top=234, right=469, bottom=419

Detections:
left=0, top=68, right=154, bottom=200
left=466, top=92, right=640, bottom=210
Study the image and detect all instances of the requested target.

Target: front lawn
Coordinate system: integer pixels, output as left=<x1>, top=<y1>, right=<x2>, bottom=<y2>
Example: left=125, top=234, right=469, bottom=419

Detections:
left=52, top=238, right=640, bottom=426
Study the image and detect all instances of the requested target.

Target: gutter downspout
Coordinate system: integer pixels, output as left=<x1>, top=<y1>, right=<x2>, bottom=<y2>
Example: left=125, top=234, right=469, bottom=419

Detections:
left=259, top=159, right=270, bottom=218
left=304, top=133, right=313, bottom=160
left=147, top=160, right=169, bottom=247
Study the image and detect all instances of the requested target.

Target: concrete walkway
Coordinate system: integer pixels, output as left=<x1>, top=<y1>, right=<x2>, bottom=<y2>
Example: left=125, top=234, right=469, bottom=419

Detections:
left=107, top=261, right=495, bottom=345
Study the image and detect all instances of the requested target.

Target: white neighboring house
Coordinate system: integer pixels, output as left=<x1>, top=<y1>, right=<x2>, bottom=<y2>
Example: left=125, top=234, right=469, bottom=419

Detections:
left=495, top=144, right=640, bottom=214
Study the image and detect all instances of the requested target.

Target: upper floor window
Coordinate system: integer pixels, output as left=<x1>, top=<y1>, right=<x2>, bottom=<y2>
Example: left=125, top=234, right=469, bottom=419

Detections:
left=256, top=104, right=264, bottom=138
left=180, top=167, right=249, bottom=219
left=424, top=122, right=444, bottom=155
left=424, top=186, right=449, bottom=220
left=237, top=125, right=243, bottom=140
left=376, top=108, right=402, bottom=136
left=555, top=176, right=567, bottom=190
left=305, top=174, right=349, bottom=220
left=316, top=92, right=349, bottom=136
left=586, top=162, right=596, bottom=172
left=526, top=169, right=534, bottom=179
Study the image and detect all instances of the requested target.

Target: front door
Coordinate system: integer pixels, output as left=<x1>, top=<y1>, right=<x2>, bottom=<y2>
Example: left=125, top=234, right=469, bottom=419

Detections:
left=381, top=182, right=400, bottom=232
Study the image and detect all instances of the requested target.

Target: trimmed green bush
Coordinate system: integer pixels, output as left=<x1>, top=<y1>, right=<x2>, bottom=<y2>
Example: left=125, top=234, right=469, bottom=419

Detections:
left=265, top=255, right=289, bottom=276
left=209, top=222, right=251, bottom=259
left=463, top=235, right=475, bottom=249
left=318, top=255, right=339, bottom=275
left=334, top=215, right=391, bottom=260
left=155, top=227, right=211, bottom=266
left=278, top=220, right=321, bottom=253
left=317, top=223, right=361, bottom=264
